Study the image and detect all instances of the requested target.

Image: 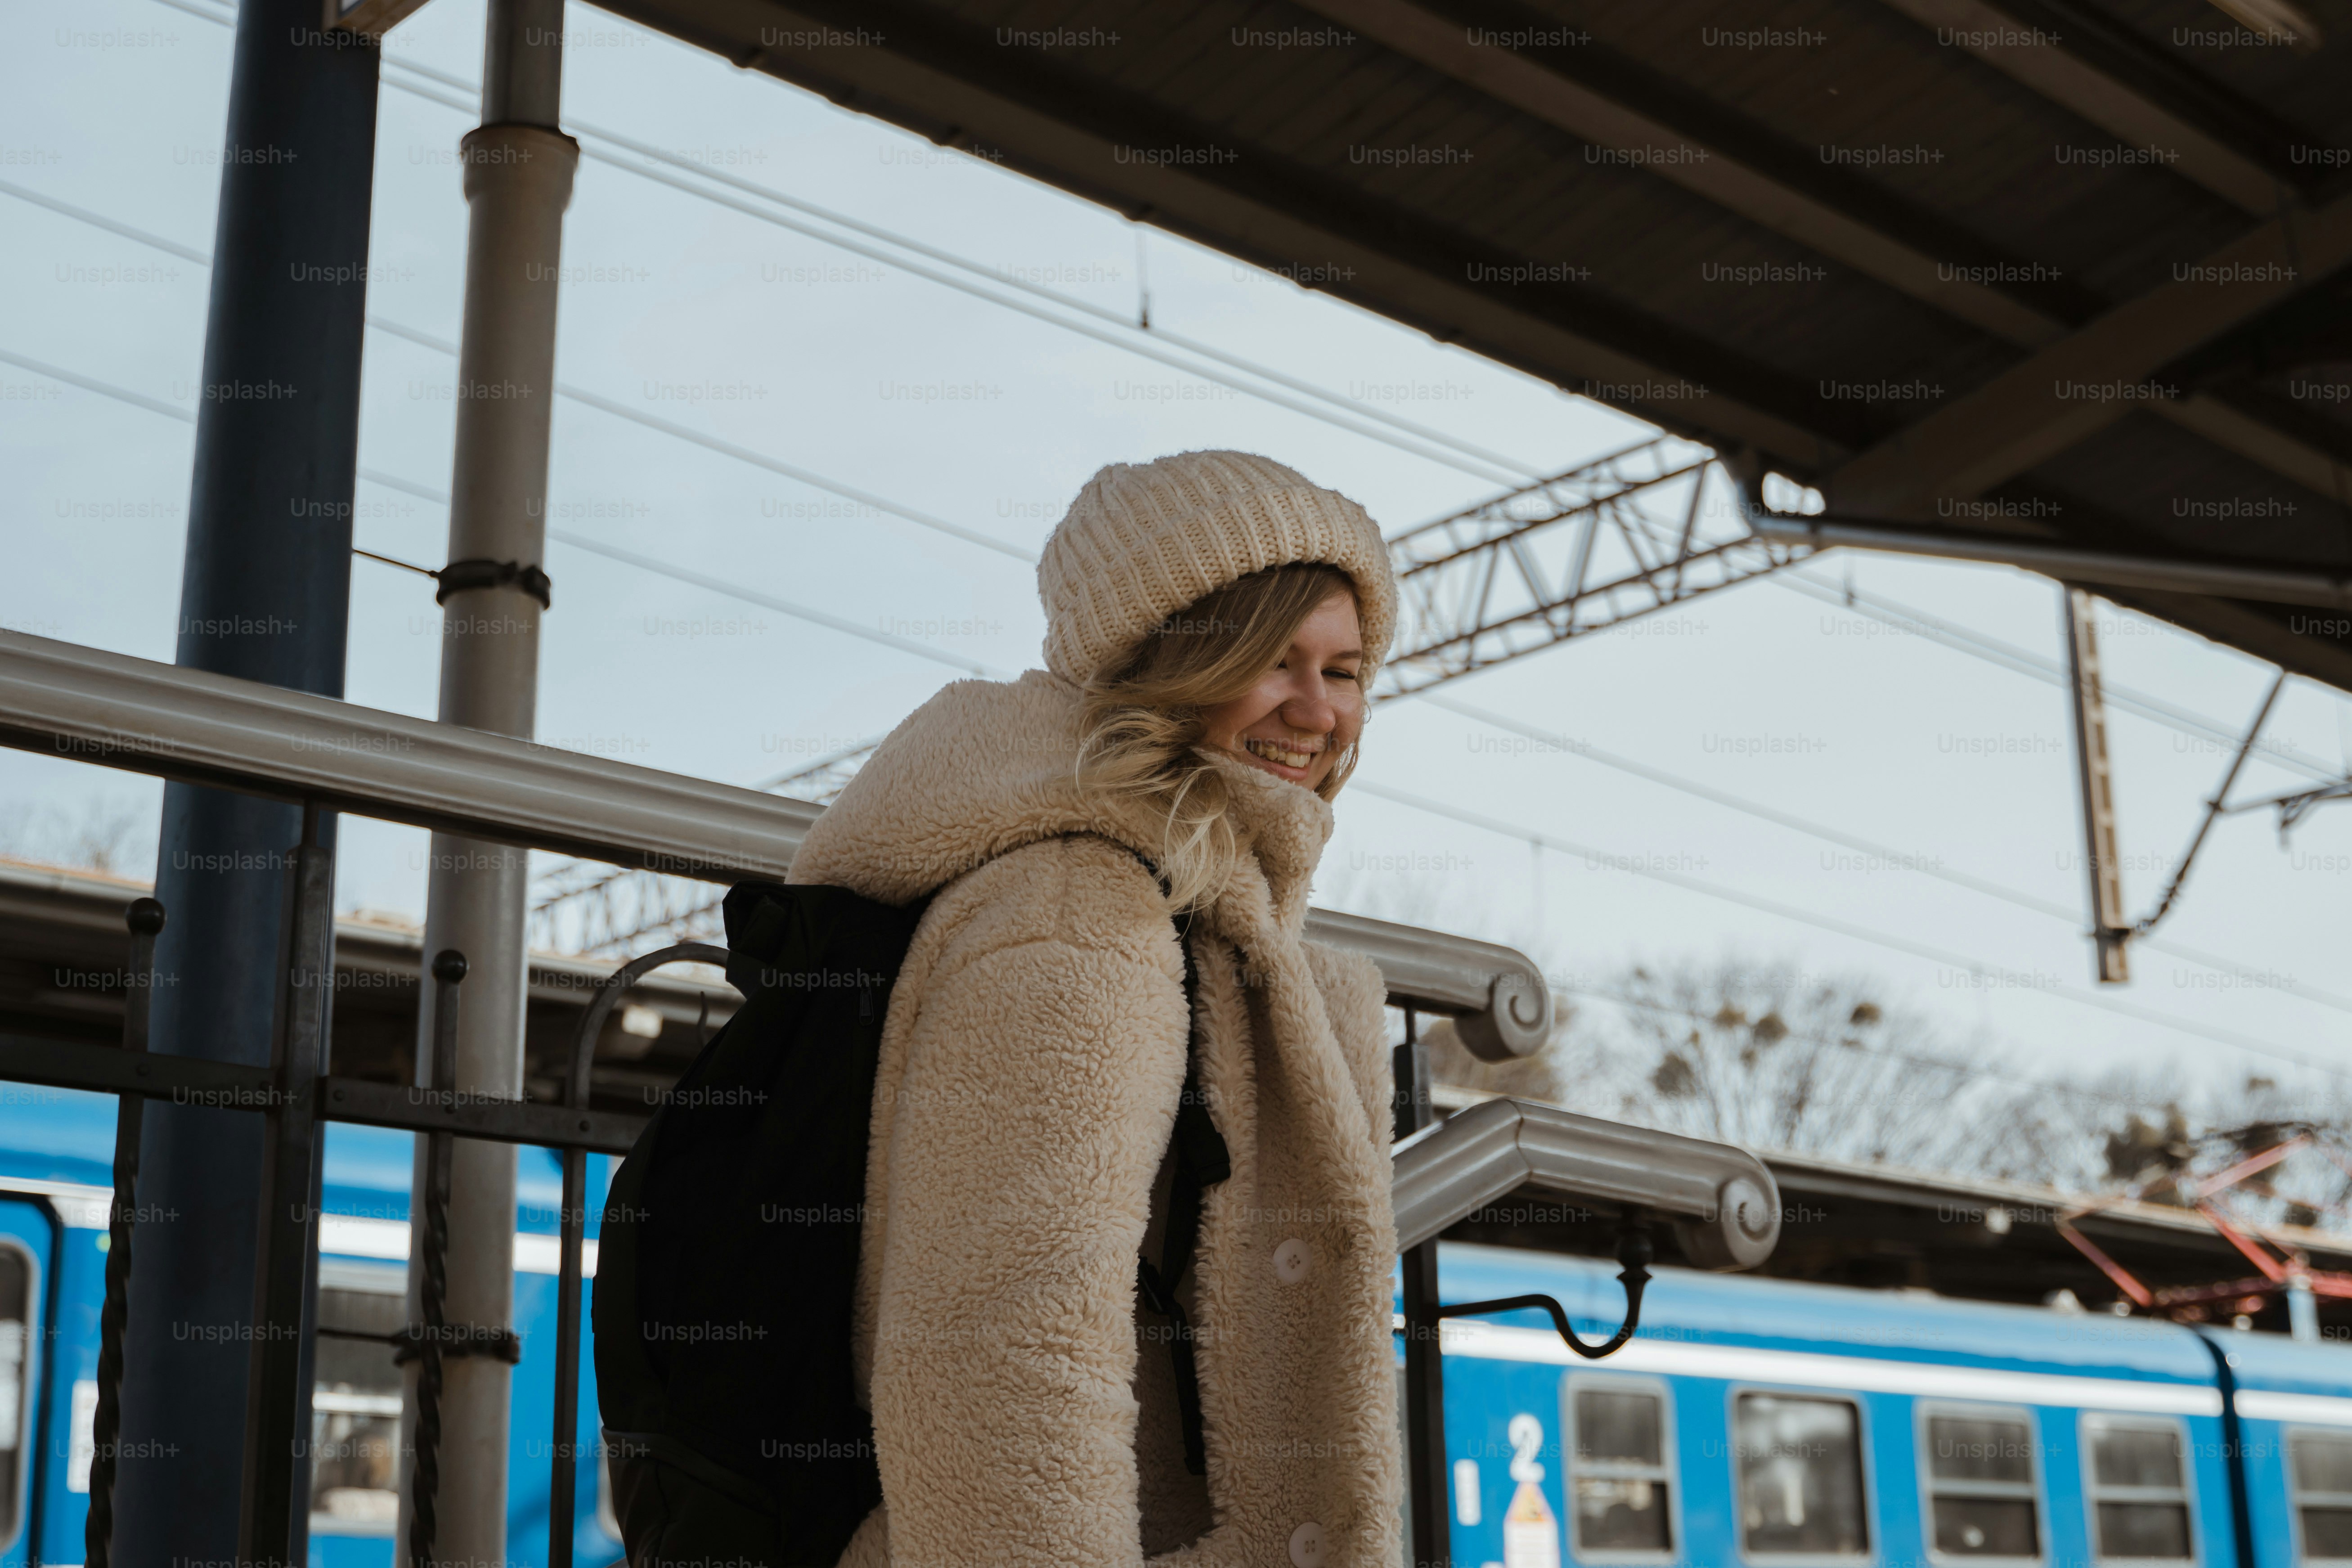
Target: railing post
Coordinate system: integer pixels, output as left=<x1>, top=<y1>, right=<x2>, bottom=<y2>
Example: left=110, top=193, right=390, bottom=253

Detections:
left=408, top=950, right=467, bottom=1568
left=238, top=803, right=339, bottom=1564
left=85, top=896, right=165, bottom=1568
left=1395, top=1010, right=1451, bottom=1568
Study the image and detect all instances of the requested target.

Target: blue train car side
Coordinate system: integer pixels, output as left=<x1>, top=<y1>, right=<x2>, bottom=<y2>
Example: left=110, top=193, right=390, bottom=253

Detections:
left=1428, top=1243, right=2352, bottom=1568
left=4, top=1085, right=2352, bottom=1568
left=2207, top=1332, right=2352, bottom=1568
left=0, top=1088, right=621, bottom=1568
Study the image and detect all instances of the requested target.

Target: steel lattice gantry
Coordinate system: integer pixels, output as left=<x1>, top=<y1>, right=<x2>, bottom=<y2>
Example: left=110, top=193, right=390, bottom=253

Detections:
left=1378, top=435, right=1810, bottom=696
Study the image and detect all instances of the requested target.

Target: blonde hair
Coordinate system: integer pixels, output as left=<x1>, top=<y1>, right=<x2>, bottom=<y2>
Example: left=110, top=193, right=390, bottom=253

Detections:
left=1078, top=563, right=1362, bottom=911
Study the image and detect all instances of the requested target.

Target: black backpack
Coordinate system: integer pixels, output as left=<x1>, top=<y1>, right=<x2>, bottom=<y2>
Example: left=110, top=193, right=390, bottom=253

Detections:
left=595, top=867, right=1225, bottom=1567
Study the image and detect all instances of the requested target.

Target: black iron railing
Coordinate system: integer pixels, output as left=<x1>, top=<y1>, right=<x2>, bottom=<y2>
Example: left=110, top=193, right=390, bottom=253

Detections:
left=14, top=812, right=655, bottom=1568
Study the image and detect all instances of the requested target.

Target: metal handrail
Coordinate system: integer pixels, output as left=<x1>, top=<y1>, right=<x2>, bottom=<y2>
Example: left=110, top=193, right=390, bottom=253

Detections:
left=1392, top=1095, right=1781, bottom=1267
left=1305, top=908, right=1549, bottom=1056
left=0, top=628, right=1549, bottom=1040
left=0, top=628, right=818, bottom=881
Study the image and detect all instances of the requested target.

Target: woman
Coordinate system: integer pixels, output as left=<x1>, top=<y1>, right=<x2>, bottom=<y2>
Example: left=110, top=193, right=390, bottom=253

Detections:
left=790, top=450, right=1404, bottom=1568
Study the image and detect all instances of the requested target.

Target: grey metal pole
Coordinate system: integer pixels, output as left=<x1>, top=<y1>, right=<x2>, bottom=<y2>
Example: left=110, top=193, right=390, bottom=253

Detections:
left=395, top=2, right=574, bottom=1562
left=113, top=0, right=377, bottom=1560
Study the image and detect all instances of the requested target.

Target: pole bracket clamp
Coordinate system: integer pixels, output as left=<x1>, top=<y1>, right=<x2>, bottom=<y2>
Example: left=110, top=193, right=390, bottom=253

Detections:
left=435, top=557, right=552, bottom=609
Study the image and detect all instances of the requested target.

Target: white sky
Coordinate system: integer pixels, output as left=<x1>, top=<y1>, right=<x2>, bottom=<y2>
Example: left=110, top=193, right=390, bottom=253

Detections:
left=4, top=0, right=2349, bottom=1111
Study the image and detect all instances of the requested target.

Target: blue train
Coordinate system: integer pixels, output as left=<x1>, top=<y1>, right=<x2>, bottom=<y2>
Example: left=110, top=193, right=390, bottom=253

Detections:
left=1436, top=1245, right=2352, bottom=1568
left=0, top=1091, right=2348, bottom=1567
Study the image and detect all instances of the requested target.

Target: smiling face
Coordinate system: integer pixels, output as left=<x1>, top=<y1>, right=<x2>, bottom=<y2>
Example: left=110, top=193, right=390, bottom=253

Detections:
left=1197, top=588, right=1366, bottom=792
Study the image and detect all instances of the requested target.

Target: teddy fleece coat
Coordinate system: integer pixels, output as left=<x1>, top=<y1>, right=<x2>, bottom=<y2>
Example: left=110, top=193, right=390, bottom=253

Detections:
left=786, top=669, right=1403, bottom=1568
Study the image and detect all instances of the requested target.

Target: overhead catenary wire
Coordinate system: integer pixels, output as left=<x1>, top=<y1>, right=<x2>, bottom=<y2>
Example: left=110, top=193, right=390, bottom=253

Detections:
left=0, top=175, right=211, bottom=265
left=1351, top=777, right=2352, bottom=1084
left=2132, top=671, right=2289, bottom=938
left=0, top=344, right=196, bottom=425
left=1411, top=691, right=2352, bottom=1020
left=0, top=176, right=1038, bottom=564
left=344, top=464, right=1006, bottom=676
left=1770, top=567, right=2349, bottom=786
left=147, top=0, right=1541, bottom=490
left=373, top=49, right=1548, bottom=484
left=0, top=344, right=1006, bottom=681
left=356, top=314, right=1038, bottom=563
left=389, top=81, right=1530, bottom=487
left=549, top=530, right=1011, bottom=679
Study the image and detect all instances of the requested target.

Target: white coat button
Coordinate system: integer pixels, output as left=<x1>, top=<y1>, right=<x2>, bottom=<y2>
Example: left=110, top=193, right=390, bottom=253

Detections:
left=1273, top=1237, right=1311, bottom=1284
left=1289, top=1521, right=1327, bottom=1568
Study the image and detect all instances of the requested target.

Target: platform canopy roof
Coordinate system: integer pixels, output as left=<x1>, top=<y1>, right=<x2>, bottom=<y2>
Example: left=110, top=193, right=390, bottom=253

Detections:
left=594, top=0, right=2352, bottom=687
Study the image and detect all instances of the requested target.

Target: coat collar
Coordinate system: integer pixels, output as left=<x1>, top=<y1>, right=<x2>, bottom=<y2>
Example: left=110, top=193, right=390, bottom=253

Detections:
left=787, top=669, right=1333, bottom=930
left=1192, top=745, right=1329, bottom=934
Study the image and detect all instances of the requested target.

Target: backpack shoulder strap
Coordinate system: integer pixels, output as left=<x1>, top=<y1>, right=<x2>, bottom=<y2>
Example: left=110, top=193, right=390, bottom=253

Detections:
left=1097, top=842, right=1229, bottom=1201
left=1097, top=838, right=1228, bottom=1477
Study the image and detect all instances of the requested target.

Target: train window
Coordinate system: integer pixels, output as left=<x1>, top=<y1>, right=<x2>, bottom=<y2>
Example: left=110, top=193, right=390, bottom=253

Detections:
left=310, top=1277, right=407, bottom=1535
left=1733, top=1392, right=1869, bottom=1558
left=0, top=1243, right=31, bottom=1550
left=2288, top=1429, right=2352, bottom=1560
left=1566, top=1379, right=1675, bottom=1557
left=1920, top=1406, right=2042, bottom=1560
left=2083, top=1414, right=2194, bottom=1561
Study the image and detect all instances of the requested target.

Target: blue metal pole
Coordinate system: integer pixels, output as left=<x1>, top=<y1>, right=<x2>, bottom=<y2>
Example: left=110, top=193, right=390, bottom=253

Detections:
left=112, top=0, right=379, bottom=1559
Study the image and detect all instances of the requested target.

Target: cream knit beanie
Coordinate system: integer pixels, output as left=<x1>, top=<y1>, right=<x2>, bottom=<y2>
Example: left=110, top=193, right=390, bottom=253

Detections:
left=1038, top=451, right=1398, bottom=684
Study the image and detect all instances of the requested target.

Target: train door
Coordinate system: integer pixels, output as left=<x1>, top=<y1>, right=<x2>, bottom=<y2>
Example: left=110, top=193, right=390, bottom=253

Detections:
left=0, top=1201, right=51, bottom=1568
left=1441, top=1354, right=1583, bottom=1568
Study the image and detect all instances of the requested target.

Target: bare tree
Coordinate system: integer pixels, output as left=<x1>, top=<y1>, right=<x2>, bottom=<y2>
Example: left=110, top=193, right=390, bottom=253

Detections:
left=1535, top=956, right=2094, bottom=1181
left=2033, top=1064, right=2352, bottom=1227
left=0, top=795, right=154, bottom=876
left=1324, top=872, right=2352, bottom=1202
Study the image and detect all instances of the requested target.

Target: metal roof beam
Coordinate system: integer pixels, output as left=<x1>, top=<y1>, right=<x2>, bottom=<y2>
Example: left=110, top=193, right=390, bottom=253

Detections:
left=1746, top=510, right=2352, bottom=606
left=1283, top=0, right=2349, bottom=505
left=1827, top=190, right=2352, bottom=517
left=1873, top=0, right=2304, bottom=216
left=1287, top=0, right=2085, bottom=346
